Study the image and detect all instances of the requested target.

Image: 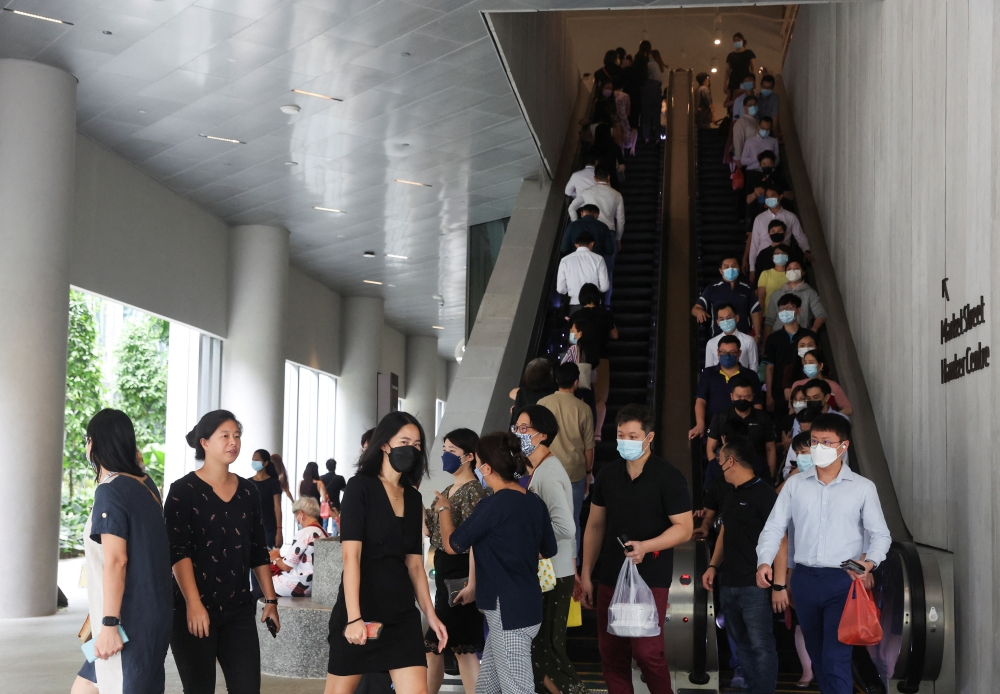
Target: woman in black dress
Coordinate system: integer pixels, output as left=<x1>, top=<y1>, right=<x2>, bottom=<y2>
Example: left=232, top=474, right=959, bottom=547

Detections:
left=300, top=461, right=329, bottom=505
left=165, top=410, right=281, bottom=694
left=250, top=448, right=283, bottom=548
left=325, top=411, right=447, bottom=694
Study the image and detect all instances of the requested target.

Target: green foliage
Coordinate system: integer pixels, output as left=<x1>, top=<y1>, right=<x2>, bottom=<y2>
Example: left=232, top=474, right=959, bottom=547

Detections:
left=114, top=315, right=169, bottom=448
left=142, top=443, right=166, bottom=491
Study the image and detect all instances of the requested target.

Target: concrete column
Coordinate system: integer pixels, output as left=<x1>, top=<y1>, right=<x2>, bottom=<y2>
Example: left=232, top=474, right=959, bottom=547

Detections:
left=405, top=336, right=439, bottom=448
left=335, top=297, right=384, bottom=471
left=0, top=60, right=77, bottom=617
left=221, top=225, right=289, bottom=477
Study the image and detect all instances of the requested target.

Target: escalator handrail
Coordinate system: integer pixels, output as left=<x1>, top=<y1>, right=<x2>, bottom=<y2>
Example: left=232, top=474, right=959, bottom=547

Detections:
left=651, top=72, right=675, bottom=452
left=895, top=541, right=927, bottom=692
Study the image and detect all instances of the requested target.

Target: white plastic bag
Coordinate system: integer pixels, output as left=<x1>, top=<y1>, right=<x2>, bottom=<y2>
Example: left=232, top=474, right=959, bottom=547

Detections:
left=607, top=560, right=661, bottom=638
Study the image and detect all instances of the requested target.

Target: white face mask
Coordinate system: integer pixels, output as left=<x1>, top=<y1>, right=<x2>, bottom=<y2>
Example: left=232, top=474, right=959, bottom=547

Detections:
left=797, top=346, right=814, bottom=358
left=792, top=400, right=807, bottom=413
left=785, top=269, right=803, bottom=282
left=810, top=443, right=843, bottom=468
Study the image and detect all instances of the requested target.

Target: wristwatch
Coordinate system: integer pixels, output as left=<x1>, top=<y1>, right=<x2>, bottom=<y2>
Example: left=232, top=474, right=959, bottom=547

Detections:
left=771, top=584, right=786, bottom=591
left=263, top=598, right=278, bottom=605
left=102, top=616, right=120, bottom=627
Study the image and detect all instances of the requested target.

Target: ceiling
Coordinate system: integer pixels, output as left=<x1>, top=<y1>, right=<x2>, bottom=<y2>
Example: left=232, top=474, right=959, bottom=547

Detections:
left=0, top=0, right=790, bottom=359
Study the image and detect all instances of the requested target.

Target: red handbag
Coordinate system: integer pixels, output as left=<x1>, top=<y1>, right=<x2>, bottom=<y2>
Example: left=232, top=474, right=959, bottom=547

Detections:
left=320, top=500, right=331, bottom=519
left=731, top=167, right=745, bottom=191
left=838, top=577, right=883, bottom=645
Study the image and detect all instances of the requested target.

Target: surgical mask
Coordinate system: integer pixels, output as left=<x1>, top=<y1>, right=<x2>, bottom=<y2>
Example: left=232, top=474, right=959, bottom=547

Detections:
left=251, top=460, right=264, bottom=472
left=773, top=253, right=788, bottom=266
left=474, top=466, right=488, bottom=487
left=769, top=232, right=784, bottom=243
left=760, top=88, right=772, bottom=96
left=806, top=400, right=824, bottom=411
left=718, top=317, right=737, bottom=333
left=761, top=166, right=774, bottom=174
left=617, top=435, right=649, bottom=461
left=722, top=267, right=739, bottom=282
left=810, top=443, right=843, bottom=468
left=765, top=197, right=779, bottom=209
left=778, top=309, right=796, bottom=324
left=734, top=41, right=744, bottom=49
left=719, top=353, right=739, bottom=369
left=747, top=105, right=758, bottom=116
left=803, top=363, right=820, bottom=378
left=515, top=431, right=538, bottom=457
left=797, top=346, right=813, bottom=358
left=733, top=399, right=752, bottom=414
left=792, top=400, right=807, bottom=413
left=442, top=451, right=463, bottom=474
left=741, top=81, right=753, bottom=90
left=759, top=128, right=770, bottom=138
left=388, top=445, right=418, bottom=473
left=785, top=269, right=803, bottom=282
left=569, top=332, right=579, bottom=345
left=796, top=453, right=814, bottom=473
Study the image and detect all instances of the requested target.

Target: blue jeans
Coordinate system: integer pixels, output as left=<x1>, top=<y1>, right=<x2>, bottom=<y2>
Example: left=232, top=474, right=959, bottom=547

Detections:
left=603, top=249, right=617, bottom=306
left=791, top=566, right=853, bottom=694
left=719, top=585, right=778, bottom=694
left=571, top=477, right=585, bottom=559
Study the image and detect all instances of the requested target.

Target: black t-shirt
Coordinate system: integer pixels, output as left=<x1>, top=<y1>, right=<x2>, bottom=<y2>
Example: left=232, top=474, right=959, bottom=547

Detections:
left=726, top=50, right=757, bottom=90
left=763, top=328, right=817, bottom=408
left=250, top=475, right=282, bottom=532
left=321, top=473, right=347, bottom=510
left=591, top=454, right=692, bottom=588
left=164, top=472, right=269, bottom=616
left=718, top=477, right=776, bottom=587
left=707, top=408, right=776, bottom=479
left=570, top=306, right=617, bottom=360
left=703, top=476, right=734, bottom=513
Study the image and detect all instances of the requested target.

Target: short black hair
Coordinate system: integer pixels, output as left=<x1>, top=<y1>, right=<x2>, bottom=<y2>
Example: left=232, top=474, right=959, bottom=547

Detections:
left=772, top=243, right=791, bottom=255
left=777, top=293, right=803, bottom=308
left=795, top=408, right=821, bottom=426
left=696, top=72, right=709, bottom=85
left=720, top=255, right=740, bottom=268
left=792, top=431, right=813, bottom=453
left=804, top=378, right=832, bottom=397
left=811, top=413, right=852, bottom=442
left=638, top=40, right=651, bottom=53
left=761, top=74, right=775, bottom=85
left=476, top=431, right=528, bottom=482
left=518, top=404, right=559, bottom=448
left=721, top=434, right=755, bottom=470
left=594, top=166, right=611, bottom=180
left=743, top=93, right=758, bottom=105
left=580, top=203, right=601, bottom=216
left=575, top=230, right=595, bottom=246
left=554, top=362, right=580, bottom=389
left=733, top=32, right=745, bottom=41
left=356, top=411, right=428, bottom=486
left=715, top=302, right=736, bottom=315
left=186, top=410, right=243, bottom=462
left=578, top=282, right=604, bottom=306
left=758, top=149, right=777, bottom=162
left=88, top=409, right=145, bottom=480
left=718, top=335, right=741, bottom=350
left=765, top=181, right=785, bottom=195
left=728, top=374, right=754, bottom=392
left=521, top=357, right=555, bottom=391
left=759, top=115, right=773, bottom=125
left=767, top=219, right=787, bottom=232
left=616, top=403, right=655, bottom=434
left=325, top=458, right=337, bottom=472
left=443, top=428, right=479, bottom=456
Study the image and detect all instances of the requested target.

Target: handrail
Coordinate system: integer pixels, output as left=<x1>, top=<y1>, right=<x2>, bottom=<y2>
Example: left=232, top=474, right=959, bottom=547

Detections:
left=686, top=70, right=704, bottom=507
left=651, top=73, right=674, bottom=446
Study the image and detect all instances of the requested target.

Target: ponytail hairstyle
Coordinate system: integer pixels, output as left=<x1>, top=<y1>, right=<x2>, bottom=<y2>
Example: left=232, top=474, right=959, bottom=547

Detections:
left=186, top=409, right=242, bottom=461
left=254, top=448, right=277, bottom=477
left=87, top=409, right=145, bottom=480
left=475, top=431, right=529, bottom=482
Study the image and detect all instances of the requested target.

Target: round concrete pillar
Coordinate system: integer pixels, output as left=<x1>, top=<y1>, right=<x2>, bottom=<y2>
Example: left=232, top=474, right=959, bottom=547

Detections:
left=221, top=225, right=289, bottom=477
left=405, top=336, right=440, bottom=449
left=0, top=60, right=77, bottom=617
left=335, top=297, right=384, bottom=470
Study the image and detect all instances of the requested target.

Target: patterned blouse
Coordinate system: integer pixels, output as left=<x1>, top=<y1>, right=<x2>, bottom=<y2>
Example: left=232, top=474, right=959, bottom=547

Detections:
left=274, top=523, right=327, bottom=597
left=425, top=480, right=490, bottom=551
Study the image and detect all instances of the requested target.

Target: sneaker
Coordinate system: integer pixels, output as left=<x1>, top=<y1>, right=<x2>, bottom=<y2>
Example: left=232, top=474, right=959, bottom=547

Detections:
left=729, top=666, right=746, bottom=689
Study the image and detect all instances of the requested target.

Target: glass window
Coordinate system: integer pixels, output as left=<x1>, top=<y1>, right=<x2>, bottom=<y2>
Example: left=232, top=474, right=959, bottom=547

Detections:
left=466, top=217, right=510, bottom=339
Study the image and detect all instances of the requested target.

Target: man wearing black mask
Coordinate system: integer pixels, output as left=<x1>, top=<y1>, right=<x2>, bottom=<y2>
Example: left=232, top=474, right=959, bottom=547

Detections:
left=750, top=220, right=802, bottom=283
left=706, top=376, right=777, bottom=481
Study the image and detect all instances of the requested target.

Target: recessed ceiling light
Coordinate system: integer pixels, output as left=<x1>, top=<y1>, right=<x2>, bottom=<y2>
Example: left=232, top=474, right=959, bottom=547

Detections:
left=313, top=206, right=345, bottom=213
left=432, top=325, right=445, bottom=330
left=432, top=294, right=443, bottom=300
left=363, top=280, right=383, bottom=285
left=2, top=8, right=73, bottom=24
left=400, top=143, right=410, bottom=147
left=395, top=179, right=432, bottom=187
left=291, top=89, right=343, bottom=102
left=199, top=134, right=245, bottom=144
left=363, top=251, right=376, bottom=257
left=714, top=39, right=721, bottom=45
left=137, top=109, right=146, bottom=114
left=227, top=58, right=238, bottom=63
left=285, top=161, right=298, bottom=166
left=280, top=104, right=301, bottom=114
left=387, top=284, right=396, bottom=287
left=401, top=52, right=411, bottom=57
left=710, top=68, right=718, bottom=73
left=386, top=254, right=408, bottom=259
left=103, top=30, right=113, bottom=35
left=337, top=235, right=345, bottom=238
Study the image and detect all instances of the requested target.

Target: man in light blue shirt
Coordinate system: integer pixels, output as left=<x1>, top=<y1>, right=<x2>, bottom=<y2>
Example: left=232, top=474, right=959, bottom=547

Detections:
left=756, top=414, right=890, bottom=694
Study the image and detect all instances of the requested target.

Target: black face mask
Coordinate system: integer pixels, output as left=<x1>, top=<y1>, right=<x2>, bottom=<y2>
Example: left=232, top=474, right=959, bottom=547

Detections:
left=769, top=233, right=785, bottom=244
left=761, top=166, right=774, bottom=174
left=733, top=399, right=753, bottom=414
left=805, top=400, right=824, bottom=411
left=388, top=445, right=418, bottom=473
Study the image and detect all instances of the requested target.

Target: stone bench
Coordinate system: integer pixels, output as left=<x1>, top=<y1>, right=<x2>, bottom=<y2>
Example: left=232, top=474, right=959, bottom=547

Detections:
left=256, top=536, right=343, bottom=679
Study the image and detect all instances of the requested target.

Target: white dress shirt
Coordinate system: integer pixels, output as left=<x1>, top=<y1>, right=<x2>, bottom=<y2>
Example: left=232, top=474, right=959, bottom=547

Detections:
left=704, top=329, right=759, bottom=371
left=748, top=208, right=809, bottom=272
left=740, top=133, right=780, bottom=170
left=565, top=165, right=597, bottom=198
left=568, top=183, right=625, bottom=238
left=757, top=461, right=891, bottom=569
left=557, top=247, right=609, bottom=303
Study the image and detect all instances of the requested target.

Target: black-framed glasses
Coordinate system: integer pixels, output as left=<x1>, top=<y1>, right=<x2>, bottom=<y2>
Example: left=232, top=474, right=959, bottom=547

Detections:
left=510, top=424, right=534, bottom=435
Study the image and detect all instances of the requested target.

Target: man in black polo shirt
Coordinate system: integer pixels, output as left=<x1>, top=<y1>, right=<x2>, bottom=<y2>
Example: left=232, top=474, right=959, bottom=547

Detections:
left=581, top=403, right=693, bottom=694
left=692, top=255, right=762, bottom=340
left=707, top=376, right=777, bottom=481
left=689, top=335, right=762, bottom=440
left=762, top=293, right=816, bottom=415
left=702, top=436, right=785, bottom=694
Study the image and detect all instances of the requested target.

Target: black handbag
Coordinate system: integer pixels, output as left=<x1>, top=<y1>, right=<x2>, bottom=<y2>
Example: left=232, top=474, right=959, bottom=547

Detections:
left=444, top=578, right=469, bottom=607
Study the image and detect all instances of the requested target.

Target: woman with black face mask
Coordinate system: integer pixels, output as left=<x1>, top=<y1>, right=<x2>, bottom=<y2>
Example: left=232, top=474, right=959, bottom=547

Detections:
left=325, top=411, right=447, bottom=694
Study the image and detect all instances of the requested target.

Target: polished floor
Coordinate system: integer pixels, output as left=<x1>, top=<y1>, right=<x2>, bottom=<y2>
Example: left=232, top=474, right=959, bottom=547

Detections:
left=0, top=558, right=325, bottom=694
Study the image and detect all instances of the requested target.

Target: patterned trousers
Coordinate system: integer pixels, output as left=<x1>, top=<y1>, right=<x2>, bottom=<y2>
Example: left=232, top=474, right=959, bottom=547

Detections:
left=479, top=602, right=540, bottom=694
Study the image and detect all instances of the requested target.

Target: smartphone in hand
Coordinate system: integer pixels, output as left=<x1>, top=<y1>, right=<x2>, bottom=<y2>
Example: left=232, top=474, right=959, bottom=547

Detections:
left=840, top=559, right=868, bottom=574
left=617, top=534, right=634, bottom=553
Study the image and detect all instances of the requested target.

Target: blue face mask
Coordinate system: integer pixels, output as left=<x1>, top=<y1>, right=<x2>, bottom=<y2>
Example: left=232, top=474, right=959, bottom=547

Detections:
left=718, top=317, right=737, bottom=333
left=747, top=105, right=758, bottom=116
left=569, top=332, right=578, bottom=345
left=442, top=451, right=463, bottom=474
left=722, top=267, right=739, bottom=282
left=773, top=253, right=788, bottom=266
left=756, top=195, right=765, bottom=204
left=734, top=41, right=743, bottom=49
left=778, top=309, right=796, bottom=325
left=765, top=197, right=779, bottom=209
left=759, top=128, right=770, bottom=138
left=796, top=454, right=814, bottom=474
left=760, top=88, right=772, bottom=96
left=719, top=353, right=739, bottom=369
left=617, top=435, right=649, bottom=461
left=251, top=460, right=264, bottom=471
left=515, top=431, right=538, bottom=457
left=803, top=363, right=820, bottom=378
left=741, top=81, right=753, bottom=91
left=474, top=466, right=488, bottom=487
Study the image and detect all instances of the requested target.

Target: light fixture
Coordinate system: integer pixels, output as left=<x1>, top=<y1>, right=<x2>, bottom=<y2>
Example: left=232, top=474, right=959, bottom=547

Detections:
left=291, top=89, right=342, bottom=101
left=280, top=104, right=301, bottom=114
left=2, top=8, right=73, bottom=24
left=199, top=134, right=245, bottom=144
left=395, top=179, right=432, bottom=187
left=714, top=39, right=721, bottom=45
left=432, top=325, right=444, bottom=330
left=285, top=161, right=298, bottom=166
left=363, top=251, right=376, bottom=257
left=363, top=280, right=383, bottom=285
left=401, top=52, right=411, bottom=57
left=138, top=109, right=146, bottom=114
left=432, top=294, right=443, bottom=300
left=103, top=30, right=113, bottom=35
left=313, top=206, right=345, bottom=213
left=386, top=253, right=408, bottom=259
left=710, top=68, right=718, bottom=73
left=227, top=58, right=238, bottom=63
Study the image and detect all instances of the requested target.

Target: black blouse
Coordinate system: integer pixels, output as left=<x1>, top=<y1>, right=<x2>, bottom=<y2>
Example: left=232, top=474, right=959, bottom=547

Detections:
left=164, top=472, right=269, bottom=616
left=338, top=474, right=422, bottom=624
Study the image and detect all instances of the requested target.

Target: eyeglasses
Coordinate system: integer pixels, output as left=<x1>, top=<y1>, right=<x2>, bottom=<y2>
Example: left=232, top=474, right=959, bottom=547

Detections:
left=510, top=424, right=534, bottom=435
left=811, top=438, right=843, bottom=447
